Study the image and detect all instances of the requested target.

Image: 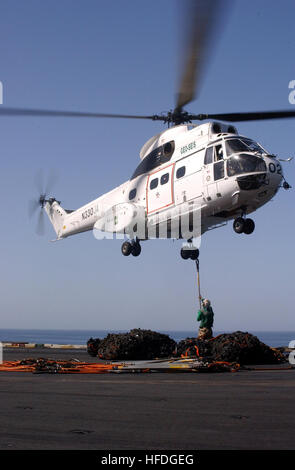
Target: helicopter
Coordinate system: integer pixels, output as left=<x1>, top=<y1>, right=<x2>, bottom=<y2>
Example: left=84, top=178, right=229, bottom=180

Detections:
left=1, top=0, right=293, bottom=260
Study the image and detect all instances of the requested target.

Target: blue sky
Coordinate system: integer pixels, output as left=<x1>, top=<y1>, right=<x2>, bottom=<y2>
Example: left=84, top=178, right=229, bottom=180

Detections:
left=0, top=0, right=294, bottom=332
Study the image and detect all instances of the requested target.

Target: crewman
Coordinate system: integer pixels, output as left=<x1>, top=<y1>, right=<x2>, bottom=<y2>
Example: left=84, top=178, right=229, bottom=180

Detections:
left=197, top=298, right=214, bottom=340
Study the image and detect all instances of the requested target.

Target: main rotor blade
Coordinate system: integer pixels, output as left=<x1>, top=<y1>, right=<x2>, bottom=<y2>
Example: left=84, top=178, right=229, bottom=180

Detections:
left=44, top=169, right=58, bottom=196
left=176, top=0, right=230, bottom=111
left=33, top=169, right=57, bottom=198
left=28, top=199, right=40, bottom=219
left=36, top=210, right=45, bottom=236
left=0, top=107, right=156, bottom=120
left=192, top=110, right=295, bottom=122
left=34, top=169, right=45, bottom=195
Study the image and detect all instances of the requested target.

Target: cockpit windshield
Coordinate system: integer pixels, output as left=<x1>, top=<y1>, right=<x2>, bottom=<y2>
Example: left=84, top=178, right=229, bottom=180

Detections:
left=225, top=138, right=266, bottom=157
left=227, top=154, right=267, bottom=177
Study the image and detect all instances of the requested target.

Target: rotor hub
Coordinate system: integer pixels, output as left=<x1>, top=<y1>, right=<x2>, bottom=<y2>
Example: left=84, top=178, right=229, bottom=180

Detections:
left=39, top=194, right=46, bottom=208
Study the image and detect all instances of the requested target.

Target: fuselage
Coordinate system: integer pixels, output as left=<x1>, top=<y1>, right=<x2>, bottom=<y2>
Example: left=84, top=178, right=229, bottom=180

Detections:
left=46, top=122, right=283, bottom=241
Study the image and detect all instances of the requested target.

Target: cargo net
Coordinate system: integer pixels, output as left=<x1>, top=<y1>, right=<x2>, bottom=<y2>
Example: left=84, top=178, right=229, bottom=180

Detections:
left=0, top=358, right=118, bottom=374
left=0, top=357, right=242, bottom=374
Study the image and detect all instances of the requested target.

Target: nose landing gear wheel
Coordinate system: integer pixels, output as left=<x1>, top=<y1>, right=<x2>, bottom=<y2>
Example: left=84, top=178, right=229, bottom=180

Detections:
left=233, top=217, right=245, bottom=234
left=233, top=217, right=255, bottom=234
left=243, top=218, right=255, bottom=235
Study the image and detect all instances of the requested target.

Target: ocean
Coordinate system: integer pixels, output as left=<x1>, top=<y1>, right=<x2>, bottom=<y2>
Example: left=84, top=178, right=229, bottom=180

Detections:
left=0, top=329, right=294, bottom=348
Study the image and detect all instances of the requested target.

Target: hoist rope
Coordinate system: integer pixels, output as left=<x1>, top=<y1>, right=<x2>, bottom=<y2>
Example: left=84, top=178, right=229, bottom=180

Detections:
left=195, top=259, right=202, bottom=310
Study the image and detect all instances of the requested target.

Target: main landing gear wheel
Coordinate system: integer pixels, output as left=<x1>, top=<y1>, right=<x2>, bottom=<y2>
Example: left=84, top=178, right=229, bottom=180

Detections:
left=180, top=247, right=199, bottom=260
left=121, top=240, right=142, bottom=257
left=121, top=241, right=133, bottom=256
left=233, top=217, right=255, bottom=235
left=131, top=242, right=141, bottom=257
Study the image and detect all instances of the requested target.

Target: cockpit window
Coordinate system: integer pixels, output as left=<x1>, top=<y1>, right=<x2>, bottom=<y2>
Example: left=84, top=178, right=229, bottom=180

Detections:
left=225, top=139, right=250, bottom=156
left=214, top=160, right=224, bottom=180
left=225, top=138, right=266, bottom=157
left=204, top=147, right=213, bottom=165
left=215, top=144, right=224, bottom=161
left=227, top=154, right=267, bottom=177
left=242, top=138, right=266, bottom=154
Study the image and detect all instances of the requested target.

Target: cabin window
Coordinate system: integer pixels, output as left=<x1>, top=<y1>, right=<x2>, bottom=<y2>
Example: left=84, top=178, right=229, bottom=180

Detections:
left=160, top=173, right=169, bottom=185
left=176, top=166, right=186, bottom=179
left=204, top=147, right=213, bottom=165
left=129, top=188, right=137, bottom=200
left=150, top=178, right=158, bottom=190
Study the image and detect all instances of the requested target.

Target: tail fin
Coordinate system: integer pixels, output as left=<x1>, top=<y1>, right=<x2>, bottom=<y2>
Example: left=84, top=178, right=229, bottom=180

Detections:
left=44, top=198, right=68, bottom=238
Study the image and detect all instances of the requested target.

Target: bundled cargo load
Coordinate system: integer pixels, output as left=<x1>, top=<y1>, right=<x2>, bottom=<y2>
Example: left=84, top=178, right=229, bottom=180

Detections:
left=210, top=331, right=286, bottom=365
left=94, top=329, right=177, bottom=360
left=86, top=329, right=286, bottom=365
left=176, top=331, right=286, bottom=365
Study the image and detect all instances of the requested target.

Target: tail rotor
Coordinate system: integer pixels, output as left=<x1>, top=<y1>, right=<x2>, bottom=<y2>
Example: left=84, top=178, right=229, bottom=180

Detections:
left=28, top=170, right=58, bottom=235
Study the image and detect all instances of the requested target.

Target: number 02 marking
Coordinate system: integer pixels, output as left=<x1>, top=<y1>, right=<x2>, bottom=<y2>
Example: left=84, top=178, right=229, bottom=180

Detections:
left=269, top=162, right=281, bottom=174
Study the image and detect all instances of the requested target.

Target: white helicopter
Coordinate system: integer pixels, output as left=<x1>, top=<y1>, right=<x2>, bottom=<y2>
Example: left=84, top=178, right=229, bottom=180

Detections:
left=1, top=0, right=293, bottom=260
left=38, top=119, right=290, bottom=261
